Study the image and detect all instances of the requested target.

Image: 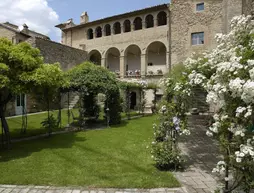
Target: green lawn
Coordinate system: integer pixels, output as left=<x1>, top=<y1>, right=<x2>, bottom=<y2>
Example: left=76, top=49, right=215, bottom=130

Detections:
left=0, top=116, right=180, bottom=188
left=3, top=109, right=141, bottom=140
left=5, top=109, right=78, bottom=139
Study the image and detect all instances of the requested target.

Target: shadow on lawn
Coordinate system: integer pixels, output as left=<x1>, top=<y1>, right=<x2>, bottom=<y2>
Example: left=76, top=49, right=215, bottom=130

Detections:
left=0, top=120, right=130, bottom=162
left=0, top=132, right=85, bottom=162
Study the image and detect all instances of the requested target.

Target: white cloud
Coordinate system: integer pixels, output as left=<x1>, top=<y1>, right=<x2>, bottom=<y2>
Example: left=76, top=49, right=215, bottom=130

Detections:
left=0, top=0, right=60, bottom=40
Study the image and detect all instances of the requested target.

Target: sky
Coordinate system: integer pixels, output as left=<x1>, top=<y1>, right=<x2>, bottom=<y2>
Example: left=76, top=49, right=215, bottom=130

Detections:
left=0, top=0, right=169, bottom=42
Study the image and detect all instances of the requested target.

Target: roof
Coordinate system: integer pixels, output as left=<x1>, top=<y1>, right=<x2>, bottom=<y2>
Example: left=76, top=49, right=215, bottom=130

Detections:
left=2, top=22, right=50, bottom=40
left=56, top=4, right=169, bottom=30
left=0, top=23, right=30, bottom=37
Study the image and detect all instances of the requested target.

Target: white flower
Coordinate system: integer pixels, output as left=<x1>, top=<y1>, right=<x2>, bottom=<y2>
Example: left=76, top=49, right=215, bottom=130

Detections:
left=188, top=71, right=206, bottom=86
left=206, top=131, right=214, bottom=137
left=236, top=157, right=242, bottom=163
left=241, top=80, right=254, bottom=103
left=228, top=78, right=245, bottom=97
left=182, top=129, right=191, bottom=136
left=235, top=106, right=247, bottom=117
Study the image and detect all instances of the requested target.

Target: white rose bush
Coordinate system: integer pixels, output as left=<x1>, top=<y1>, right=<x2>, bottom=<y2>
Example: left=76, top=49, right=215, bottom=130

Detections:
left=151, top=64, right=192, bottom=170
left=152, top=15, right=254, bottom=192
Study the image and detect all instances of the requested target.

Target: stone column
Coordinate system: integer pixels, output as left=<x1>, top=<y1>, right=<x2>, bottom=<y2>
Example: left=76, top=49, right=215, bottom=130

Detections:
left=101, top=58, right=106, bottom=68
left=120, top=55, right=125, bottom=78
left=111, top=26, right=114, bottom=35
left=142, top=21, right=146, bottom=29
left=167, top=15, right=170, bottom=26
left=141, top=54, right=147, bottom=78
left=121, top=24, right=124, bottom=34
left=131, top=23, right=135, bottom=31
left=166, top=51, right=170, bottom=70
left=154, top=18, right=158, bottom=27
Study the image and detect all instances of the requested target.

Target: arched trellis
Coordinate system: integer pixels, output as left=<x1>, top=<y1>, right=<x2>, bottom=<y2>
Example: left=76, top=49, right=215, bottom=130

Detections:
left=67, top=61, right=122, bottom=126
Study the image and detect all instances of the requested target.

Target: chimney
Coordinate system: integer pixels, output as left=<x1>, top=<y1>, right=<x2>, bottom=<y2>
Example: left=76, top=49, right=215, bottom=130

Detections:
left=22, top=23, right=29, bottom=34
left=80, top=12, right=89, bottom=24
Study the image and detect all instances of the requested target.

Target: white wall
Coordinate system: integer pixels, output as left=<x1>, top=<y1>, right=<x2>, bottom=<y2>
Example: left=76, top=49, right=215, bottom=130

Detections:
left=126, top=54, right=141, bottom=71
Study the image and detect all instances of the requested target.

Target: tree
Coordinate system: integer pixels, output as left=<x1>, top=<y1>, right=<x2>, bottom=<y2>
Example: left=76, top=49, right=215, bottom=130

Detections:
left=68, top=62, right=121, bottom=125
left=29, top=63, right=68, bottom=135
left=0, top=38, right=66, bottom=148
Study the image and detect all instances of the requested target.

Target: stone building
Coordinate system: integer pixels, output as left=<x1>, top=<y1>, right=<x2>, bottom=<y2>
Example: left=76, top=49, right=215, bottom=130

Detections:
left=1, top=0, right=253, bottom=116
left=0, top=22, right=87, bottom=116
left=56, top=0, right=253, bottom=110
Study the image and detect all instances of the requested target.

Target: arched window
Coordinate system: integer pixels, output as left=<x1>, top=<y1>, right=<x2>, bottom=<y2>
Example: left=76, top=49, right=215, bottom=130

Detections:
left=157, top=11, right=167, bottom=26
left=113, top=22, right=121, bottom=34
left=87, top=28, right=93, bottom=40
left=134, top=17, right=142, bottom=30
left=95, top=26, right=102, bottom=38
left=123, top=20, right=131, bottom=33
left=104, top=24, right=111, bottom=36
left=145, top=14, right=154, bottom=28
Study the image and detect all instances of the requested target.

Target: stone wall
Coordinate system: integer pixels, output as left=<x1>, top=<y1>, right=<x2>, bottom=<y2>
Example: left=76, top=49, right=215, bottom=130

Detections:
left=61, top=8, right=171, bottom=77
left=242, top=0, right=254, bottom=16
left=0, top=26, right=16, bottom=41
left=27, top=37, right=87, bottom=71
left=223, top=0, right=243, bottom=33
left=170, top=0, right=224, bottom=66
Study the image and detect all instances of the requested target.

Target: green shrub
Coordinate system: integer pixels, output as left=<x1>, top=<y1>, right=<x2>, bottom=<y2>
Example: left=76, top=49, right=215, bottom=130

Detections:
left=41, top=114, right=58, bottom=134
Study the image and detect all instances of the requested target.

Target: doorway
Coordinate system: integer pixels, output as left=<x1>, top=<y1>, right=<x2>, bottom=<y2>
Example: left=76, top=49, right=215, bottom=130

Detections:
left=130, top=92, right=137, bottom=110
left=15, top=94, right=26, bottom=115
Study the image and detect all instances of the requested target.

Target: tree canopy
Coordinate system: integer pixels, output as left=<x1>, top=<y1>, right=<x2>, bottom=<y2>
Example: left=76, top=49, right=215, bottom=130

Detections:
left=0, top=38, right=67, bottom=147
left=67, top=62, right=121, bottom=124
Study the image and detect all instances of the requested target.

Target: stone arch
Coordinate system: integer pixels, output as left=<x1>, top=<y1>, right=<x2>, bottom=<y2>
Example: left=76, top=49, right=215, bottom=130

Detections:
left=87, top=28, right=93, bottom=39
left=88, top=50, right=102, bottom=65
left=134, top=17, right=142, bottom=31
left=145, top=14, right=154, bottom=28
left=113, top=22, right=121, bottom=34
left=95, top=26, right=102, bottom=38
left=146, top=41, right=167, bottom=75
left=105, top=47, right=120, bottom=75
left=124, top=44, right=142, bottom=76
left=157, top=11, right=167, bottom=26
left=104, top=24, right=111, bottom=36
left=123, top=20, right=131, bottom=33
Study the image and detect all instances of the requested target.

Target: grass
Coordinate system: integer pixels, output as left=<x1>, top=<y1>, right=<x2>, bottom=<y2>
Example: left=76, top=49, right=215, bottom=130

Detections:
left=4, top=109, right=78, bottom=139
left=0, top=116, right=180, bottom=188
left=3, top=109, right=141, bottom=140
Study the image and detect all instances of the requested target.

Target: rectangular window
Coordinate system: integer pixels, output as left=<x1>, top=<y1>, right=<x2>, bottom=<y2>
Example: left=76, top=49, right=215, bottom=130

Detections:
left=196, top=3, right=204, bottom=11
left=191, top=32, right=204, bottom=45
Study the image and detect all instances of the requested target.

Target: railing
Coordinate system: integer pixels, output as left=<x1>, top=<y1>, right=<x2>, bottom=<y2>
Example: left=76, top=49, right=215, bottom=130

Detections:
left=146, top=69, right=164, bottom=76
left=125, top=70, right=141, bottom=78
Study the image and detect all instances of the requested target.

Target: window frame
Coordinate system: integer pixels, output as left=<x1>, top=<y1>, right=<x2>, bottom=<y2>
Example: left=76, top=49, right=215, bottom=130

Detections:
left=191, top=32, right=204, bottom=45
left=196, top=2, right=205, bottom=12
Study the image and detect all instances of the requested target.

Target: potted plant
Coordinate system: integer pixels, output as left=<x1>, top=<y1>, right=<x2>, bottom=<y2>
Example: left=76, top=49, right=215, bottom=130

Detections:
left=157, top=69, right=163, bottom=75
left=115, top=70, right=120, bottom=77
left=148, top=70, right=154, bottom=76
left=135, top=69, right=140, bottom=76
left=128, top=70, right=133, bottom=76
